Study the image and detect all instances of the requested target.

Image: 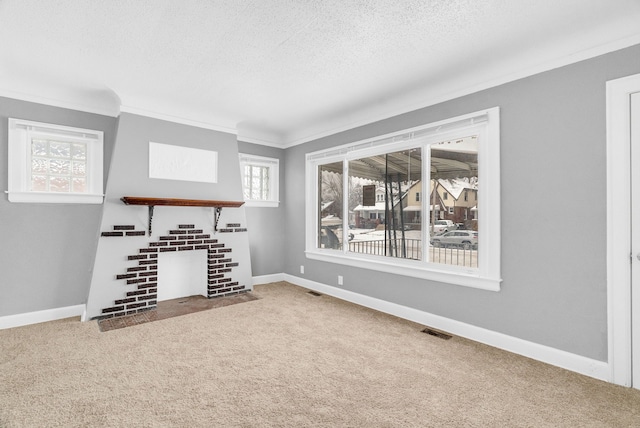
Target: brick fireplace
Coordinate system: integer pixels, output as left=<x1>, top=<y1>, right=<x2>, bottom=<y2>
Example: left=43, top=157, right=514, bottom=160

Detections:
left=82, top=115, right=254, bottom=322
left=86, top=197, right=253, bottom=321
left=97, top=222, right=247, bottom=319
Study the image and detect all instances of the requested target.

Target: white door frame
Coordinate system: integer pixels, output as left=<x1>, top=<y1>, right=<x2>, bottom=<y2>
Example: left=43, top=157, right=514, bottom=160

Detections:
left=607, top=72, right=640, bottom=387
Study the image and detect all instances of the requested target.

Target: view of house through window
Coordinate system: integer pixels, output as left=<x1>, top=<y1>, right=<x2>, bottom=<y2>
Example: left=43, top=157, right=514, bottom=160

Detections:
left=428, top=136, right=478, bottom=267
left=316, top=136, right=479, bottom=269
left=348, top=148, right=423, bottom=259
left=307, top=107, right=500, bottom=289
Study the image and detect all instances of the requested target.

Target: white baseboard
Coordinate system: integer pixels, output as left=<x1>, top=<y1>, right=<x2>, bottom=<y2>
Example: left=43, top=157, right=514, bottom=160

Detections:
left=252, top=273, right=285, bottom=285
left=283, top=274, right=610, bottom=383
left=0, top=304, right=85, bottom=330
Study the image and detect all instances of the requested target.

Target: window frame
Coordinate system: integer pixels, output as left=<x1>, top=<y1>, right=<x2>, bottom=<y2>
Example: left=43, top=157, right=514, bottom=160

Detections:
left=7, top=118, right=104, bottom=204
left=305, top=107, right=501, bottom=291
left=238, top=153, right=280, bottom=207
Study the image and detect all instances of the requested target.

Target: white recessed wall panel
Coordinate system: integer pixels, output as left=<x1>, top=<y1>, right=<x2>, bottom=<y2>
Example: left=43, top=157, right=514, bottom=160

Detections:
left=149, top=142, right=218, bottom=183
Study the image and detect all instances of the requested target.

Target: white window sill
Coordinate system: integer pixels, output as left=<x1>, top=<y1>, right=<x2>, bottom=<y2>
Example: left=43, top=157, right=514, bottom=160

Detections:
left=243, top=200, right=279, bottom=208
left=305, top=250, right=501, bottom=291
left=6, top=191, right=104, bottom=204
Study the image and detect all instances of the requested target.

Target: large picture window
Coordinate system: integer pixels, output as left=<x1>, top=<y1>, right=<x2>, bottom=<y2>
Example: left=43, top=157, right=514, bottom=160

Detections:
left=305, top=108, right=501, bottom=290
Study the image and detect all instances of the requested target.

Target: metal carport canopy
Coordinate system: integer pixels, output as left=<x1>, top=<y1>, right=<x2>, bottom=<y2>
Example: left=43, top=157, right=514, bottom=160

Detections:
left=322, top=149, right=478, bottom=182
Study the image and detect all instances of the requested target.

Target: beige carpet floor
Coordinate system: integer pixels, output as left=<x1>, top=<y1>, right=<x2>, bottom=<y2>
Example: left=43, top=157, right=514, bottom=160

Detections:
left=1, top=281, right=640, bottom=427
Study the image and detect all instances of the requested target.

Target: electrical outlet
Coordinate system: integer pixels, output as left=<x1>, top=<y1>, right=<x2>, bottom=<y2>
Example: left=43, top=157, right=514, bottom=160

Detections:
left=338, top=275, right=343, bottom=285
left=300, top=265, right=305, bottom=274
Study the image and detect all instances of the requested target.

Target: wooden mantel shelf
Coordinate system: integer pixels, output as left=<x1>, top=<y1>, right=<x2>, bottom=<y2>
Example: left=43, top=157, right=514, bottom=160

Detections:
left=121, top=196, right=244, bottom=208
left=120, top=196, right=244, bottom=235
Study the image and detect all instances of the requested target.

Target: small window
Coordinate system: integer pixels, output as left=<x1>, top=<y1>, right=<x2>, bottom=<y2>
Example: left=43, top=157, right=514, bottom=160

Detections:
left=416, top=192, right=420, bottom=202
left=448, top=206, right=454, bottom=214
left=7, top=118, right=104, bottom=204
left=239, top=154, right=279, bottom=207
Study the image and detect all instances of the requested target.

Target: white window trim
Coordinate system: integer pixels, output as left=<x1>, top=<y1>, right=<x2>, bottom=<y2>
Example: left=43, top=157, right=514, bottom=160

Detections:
left=238, top=153, right=280, bottom=207
left=7, top=118, right=104, bottom=204
left=305, top=107, right=501, bottom=291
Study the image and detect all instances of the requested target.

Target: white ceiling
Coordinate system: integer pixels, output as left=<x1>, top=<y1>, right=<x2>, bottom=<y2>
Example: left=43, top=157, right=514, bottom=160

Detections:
left=1, top=0, right=640, bottom=147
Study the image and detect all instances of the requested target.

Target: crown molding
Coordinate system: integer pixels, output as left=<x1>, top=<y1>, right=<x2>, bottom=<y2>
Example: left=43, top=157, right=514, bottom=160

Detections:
left=119, top=105, right=238, bottom=136
left=0, top=87, right=120, bottom=118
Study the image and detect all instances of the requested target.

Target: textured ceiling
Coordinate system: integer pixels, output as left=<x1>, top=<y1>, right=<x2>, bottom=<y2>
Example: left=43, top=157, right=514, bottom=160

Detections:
left=1, top=0, right=640, bottom=146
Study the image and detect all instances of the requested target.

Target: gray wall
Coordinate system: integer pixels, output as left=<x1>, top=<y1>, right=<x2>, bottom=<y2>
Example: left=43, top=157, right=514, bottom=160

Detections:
left=0, top=97, right=117, bottom=317
left=237, top=141, right=286, bottom=276
left=283, top=44, right=640, bottom=362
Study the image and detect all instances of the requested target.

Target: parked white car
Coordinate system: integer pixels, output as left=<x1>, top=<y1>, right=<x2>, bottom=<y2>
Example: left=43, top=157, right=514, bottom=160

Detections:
left=431, top=219, right=455, bottom=234
left=431, top=230, right=478, bottom=250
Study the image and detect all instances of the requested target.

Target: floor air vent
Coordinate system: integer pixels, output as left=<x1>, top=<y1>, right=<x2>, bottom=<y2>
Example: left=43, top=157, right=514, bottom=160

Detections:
left=421, top=328, right=452, bottom=340
left=307, top=291, right=322, bottom=297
